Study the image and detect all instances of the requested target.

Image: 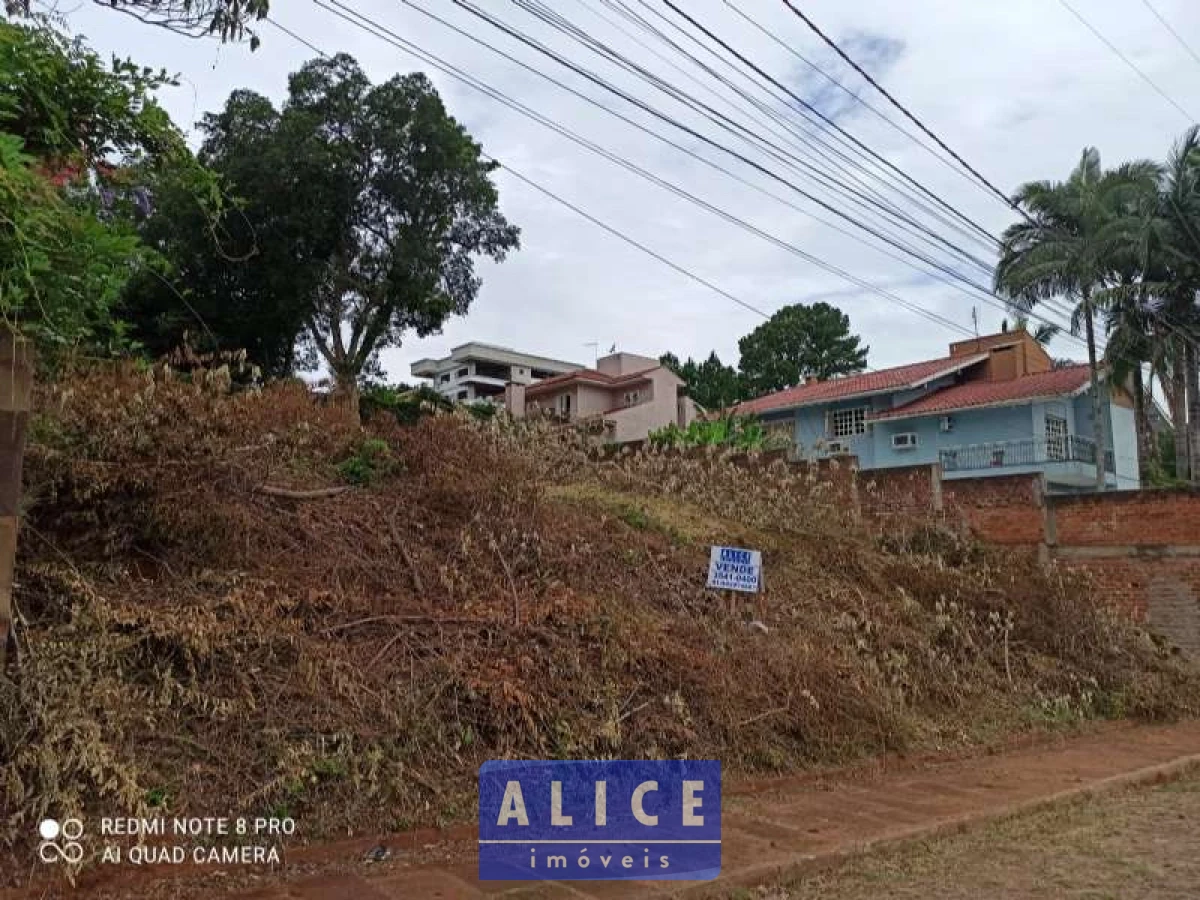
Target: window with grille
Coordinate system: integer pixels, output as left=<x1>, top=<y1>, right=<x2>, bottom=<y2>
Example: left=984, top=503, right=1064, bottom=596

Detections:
left=1045, top=414, right=1068, bottom=460
left=829, top=406, right=868, bottom=438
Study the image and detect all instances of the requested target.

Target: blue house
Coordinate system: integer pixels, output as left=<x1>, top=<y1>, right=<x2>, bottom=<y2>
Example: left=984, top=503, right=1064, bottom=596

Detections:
left=737, top=330, right=1139, bottom=492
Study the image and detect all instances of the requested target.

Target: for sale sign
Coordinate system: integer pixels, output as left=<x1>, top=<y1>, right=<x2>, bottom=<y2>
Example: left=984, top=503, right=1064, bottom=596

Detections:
left=706, top=546, right=761, bottom=593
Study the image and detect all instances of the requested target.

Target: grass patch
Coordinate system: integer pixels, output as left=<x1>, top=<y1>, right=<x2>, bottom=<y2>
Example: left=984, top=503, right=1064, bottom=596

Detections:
left=547, top=481, right=755, bottom=547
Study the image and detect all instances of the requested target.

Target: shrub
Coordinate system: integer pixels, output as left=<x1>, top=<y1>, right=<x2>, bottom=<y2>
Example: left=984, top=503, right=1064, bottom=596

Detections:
left=649, top=414, right=785, bottom=452
left=336, top=437, right=398, bottom=485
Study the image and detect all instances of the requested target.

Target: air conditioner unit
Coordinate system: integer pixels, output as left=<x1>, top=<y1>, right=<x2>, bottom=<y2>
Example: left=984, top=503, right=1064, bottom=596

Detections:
left=939, top=415, right=954, bottom=433
left=891, top=432, right=919, bottom=450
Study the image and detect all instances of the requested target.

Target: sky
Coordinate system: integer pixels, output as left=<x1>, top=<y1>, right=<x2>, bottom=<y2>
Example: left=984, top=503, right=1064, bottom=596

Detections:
left=42, top=0, right=1200, bottom=381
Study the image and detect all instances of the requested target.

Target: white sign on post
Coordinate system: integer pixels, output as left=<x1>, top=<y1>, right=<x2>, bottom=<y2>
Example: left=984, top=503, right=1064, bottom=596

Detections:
left=706, top=546, right=761, bottom=593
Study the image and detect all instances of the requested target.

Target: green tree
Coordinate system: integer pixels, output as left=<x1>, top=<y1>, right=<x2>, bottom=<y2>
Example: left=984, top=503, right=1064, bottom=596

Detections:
left=659, top=350, right=743, bottom=411
left=120, top=89, right=328, bottom=376
left=737, top=302, right=868, bottom=395
left=1087, top=129, right=1200, bottom=483
left=5, top=1, right=268, bottom=44
left=995, top=148, right=1160, bottom=490
left=0, top=20, right=195, bottom=669
left=130, top=55, right=520, bottom=401
left=0, top=20, right=195, bottom=350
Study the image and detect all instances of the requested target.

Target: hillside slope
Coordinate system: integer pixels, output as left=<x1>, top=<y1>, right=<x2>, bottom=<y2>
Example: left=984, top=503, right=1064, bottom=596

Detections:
left=2, top=367, right=1196, bottom=861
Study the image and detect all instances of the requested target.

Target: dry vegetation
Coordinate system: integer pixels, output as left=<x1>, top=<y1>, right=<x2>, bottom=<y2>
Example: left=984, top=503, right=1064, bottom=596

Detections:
left=1, top=366, right=1197, bottom=872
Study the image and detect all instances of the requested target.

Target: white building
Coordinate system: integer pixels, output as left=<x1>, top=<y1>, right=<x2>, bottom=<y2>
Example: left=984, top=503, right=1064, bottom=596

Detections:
left=410, top=342, right=584, bottom=403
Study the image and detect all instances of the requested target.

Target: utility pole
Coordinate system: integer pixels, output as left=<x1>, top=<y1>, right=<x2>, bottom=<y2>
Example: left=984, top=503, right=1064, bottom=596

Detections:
left=0, top=331, right=32, bottom=674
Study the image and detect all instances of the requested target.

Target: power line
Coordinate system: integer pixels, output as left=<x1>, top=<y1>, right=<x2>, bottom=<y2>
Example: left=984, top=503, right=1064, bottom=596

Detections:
left=636, top=0, right=1104, bottom=340
left=651, top=0, right=999, bottom=248
left=770, top=0, right=1197, bottom=351
left=289, top=0, right=1169, bottom=373
left=319, top=0, right=1123, bottom=356
left=718, top=0, right=984, bottom=198
left=268, top=15, right=770, bottom=321
left=250, top=21, right=1153, bottom=462
left=1139, top=0, right=1200, bottom=71
left=1057, top=0, right=1196, bottom=123
left=778, top=0, right=1031, bottom=220
left=296, top=1, right=983, bottom=340
left=396, top=0, right=991, bottom=294
left=448, top=0, right=997, bottom=280
left=586, top=0, right=1000, bottom=255
left=389, top=0, right=1084, bottom=339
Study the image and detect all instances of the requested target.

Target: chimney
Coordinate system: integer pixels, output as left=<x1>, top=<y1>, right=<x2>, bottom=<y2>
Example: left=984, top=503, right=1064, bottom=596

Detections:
left=504, top=382, right=526, bottom=418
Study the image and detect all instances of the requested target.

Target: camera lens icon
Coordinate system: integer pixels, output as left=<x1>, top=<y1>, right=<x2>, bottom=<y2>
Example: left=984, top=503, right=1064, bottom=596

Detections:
left=37, top=817, right=84, bottom=864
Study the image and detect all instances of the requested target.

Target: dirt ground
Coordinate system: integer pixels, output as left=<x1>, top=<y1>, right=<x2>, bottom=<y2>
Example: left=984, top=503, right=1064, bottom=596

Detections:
left=744, top=769, right=1200, bottom=900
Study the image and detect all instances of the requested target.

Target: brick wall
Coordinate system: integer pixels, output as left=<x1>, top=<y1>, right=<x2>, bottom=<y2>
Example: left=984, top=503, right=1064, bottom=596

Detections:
left=859, top=464, right=940, bottom=524
left=852, top=467, right=1200, bottom=652
left=943, top=474, right=1045, bottom=547
left=1050, top=488, right=1200, bottom=546
left=628, top=441, right=1200, bottom=652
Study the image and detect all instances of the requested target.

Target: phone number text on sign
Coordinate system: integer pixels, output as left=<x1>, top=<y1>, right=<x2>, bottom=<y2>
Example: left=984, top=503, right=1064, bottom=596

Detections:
left=478, top=759, right=720, bottom=881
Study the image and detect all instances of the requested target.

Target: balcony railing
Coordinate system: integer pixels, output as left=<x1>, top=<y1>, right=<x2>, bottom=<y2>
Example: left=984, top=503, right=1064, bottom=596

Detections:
left=939, top=435, right=1114, bottom=474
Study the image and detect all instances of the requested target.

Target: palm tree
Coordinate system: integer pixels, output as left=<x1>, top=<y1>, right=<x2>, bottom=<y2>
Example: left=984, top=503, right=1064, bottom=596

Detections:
left=1095, top=127, right=1200, bottom=482
left=995, top=148, right=1160, bottom=490
left=1157, top=128, right=1200, bottom=482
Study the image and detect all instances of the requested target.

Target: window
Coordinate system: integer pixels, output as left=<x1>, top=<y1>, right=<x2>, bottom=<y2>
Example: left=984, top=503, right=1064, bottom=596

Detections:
left=829, top=406, right=868, bottom=438
left=1045, top=414, right=1068, bottom=460
left=623, top=390, right=641, bottom=407
left=457, top=367, right=469, bottom=378
left=439, top=373, right=450, bottom=383
left=456, top=390, right=468, bottom=401
left=558, top=393, right=572, bottom=417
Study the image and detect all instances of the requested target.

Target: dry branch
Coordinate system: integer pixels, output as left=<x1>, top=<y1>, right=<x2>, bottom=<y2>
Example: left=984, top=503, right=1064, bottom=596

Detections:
left=254, top=484, right=351, bottom=500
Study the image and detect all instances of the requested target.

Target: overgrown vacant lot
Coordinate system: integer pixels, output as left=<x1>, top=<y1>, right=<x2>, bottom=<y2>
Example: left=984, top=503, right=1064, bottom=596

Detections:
left=2, top=366, right=1197, bottom=873
left=746, top=770, right=1200, bottom=900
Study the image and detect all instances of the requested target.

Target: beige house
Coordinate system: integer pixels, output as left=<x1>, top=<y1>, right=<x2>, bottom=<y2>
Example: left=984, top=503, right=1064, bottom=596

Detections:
left=504, top=352, right=699, bottom=443
left=411, top=342, right=583, bottom=403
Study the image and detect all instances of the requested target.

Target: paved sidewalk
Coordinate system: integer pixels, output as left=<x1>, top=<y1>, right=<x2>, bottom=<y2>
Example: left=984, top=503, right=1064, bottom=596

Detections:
left=226, top=721, right=1200, bottom=900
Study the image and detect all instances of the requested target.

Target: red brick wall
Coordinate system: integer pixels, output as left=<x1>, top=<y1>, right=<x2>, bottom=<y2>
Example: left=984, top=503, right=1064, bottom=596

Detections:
left=1050, top=488, right=1200, bottom=546
left=943, top=474, right=1045, bottom=546
left=740, top=456, right=1200, bottom=646
left=1055, top=555, right=1200, bottom=650
left=859, top=464, right=938, bottom=523
left=786, top=456, right=859, bottom=511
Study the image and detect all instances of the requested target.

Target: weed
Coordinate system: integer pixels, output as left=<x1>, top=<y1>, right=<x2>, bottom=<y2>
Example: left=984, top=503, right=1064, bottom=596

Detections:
left=336, top=437, right=398, bottom=485
left=4, top=368, right=1196, bottom=865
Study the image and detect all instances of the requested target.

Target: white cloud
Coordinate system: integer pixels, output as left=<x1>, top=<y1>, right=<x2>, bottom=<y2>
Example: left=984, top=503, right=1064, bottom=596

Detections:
left=46, top=0, right=1200, bottom=378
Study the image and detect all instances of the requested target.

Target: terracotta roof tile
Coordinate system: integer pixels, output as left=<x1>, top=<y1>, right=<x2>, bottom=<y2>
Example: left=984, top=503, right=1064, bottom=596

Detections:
left=869, top=365, right=1092, bottom=421
left=525, top=366, right=658, bottom=397
left=734, top=353, right=989, bottom=415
